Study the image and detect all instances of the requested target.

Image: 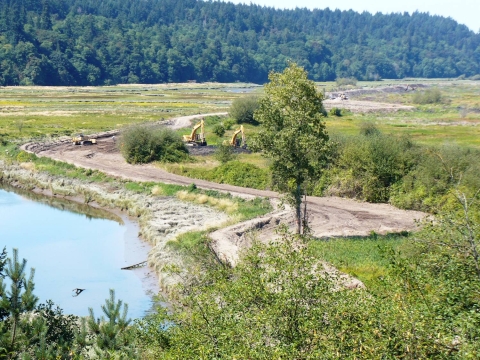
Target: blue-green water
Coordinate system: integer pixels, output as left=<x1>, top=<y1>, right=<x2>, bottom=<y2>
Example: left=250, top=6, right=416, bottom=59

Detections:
left=0, top=186, right=156, bottom=318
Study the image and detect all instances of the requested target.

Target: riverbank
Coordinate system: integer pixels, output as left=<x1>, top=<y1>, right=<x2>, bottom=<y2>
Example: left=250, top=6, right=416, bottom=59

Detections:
left=0, top=159, right=233, bottom=293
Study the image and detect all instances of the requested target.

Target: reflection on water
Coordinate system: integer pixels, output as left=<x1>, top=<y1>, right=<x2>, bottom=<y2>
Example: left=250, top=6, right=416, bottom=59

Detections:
left=0, top=184, right=156, bottom=318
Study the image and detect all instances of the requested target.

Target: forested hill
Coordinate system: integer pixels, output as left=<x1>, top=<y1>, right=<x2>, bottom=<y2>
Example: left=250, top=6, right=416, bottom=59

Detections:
left=1, top=0, right=479, bottom=86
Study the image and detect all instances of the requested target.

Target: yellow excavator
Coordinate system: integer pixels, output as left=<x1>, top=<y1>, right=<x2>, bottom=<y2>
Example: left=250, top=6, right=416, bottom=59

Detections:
left=224, top=125, right=246, bottom=148
left=72, top=133, right=96, bottom=145
left=183, top=119, right=207, bottom=146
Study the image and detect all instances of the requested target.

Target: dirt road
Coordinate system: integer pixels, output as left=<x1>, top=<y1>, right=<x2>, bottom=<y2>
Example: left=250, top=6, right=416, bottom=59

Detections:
left=23, top=113, right=426, bottom=244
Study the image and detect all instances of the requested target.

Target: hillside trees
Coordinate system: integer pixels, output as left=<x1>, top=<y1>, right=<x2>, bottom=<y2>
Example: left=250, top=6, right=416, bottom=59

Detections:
left=0, top=0, right=479, bottom=85
left=252, top=63, right=329, bottom=234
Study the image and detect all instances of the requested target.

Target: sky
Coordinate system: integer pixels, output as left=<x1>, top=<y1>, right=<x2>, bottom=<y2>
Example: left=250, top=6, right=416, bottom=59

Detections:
left=226, top=0, right=480, bottom=33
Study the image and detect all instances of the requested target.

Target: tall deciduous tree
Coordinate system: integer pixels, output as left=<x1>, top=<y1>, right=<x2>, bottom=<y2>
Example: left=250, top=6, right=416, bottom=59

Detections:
left=252, top=62, right=329, bottom=234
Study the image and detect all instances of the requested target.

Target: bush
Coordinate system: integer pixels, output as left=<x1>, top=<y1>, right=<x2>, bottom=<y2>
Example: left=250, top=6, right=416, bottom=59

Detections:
left=471, top=74, right=480, bottom=81
left=0, top=134, right=8, bottom=146
left=359, top=122, right=381, bottom=136
left=215, top=143, right=235, bottom=163
left=16, top=150, right=37, bottom=162
left=212, top=124, right=226, bottom=137
left=223, top=118, right=236, bottom=130
left=119, top=126, right=188, bottom=164
left=210, top=161, right=269, bottom=189
left=229, top=95, right=260, bottom=124
left=412, top=88, right=442, bottom=104
left=329, top=108, right=342, bottom=117
left=326, top=134, right=417, bottom=202
left=336, top=77, right=357, bottom=86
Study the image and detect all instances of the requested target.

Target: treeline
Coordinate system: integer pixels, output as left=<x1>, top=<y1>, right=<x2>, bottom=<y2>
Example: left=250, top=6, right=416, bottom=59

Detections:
left=1, top=0, right=479, bottom=86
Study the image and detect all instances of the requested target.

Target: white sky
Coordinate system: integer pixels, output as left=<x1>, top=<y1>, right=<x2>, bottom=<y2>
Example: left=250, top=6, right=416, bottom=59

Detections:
left=225, top=0, right=480, bottom=33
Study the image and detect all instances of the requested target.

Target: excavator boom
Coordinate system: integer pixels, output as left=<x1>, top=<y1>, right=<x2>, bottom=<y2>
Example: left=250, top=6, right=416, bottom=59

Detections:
left=183, top=119, right=207, bottom=146
left=228, top=125, right=246, bottom=147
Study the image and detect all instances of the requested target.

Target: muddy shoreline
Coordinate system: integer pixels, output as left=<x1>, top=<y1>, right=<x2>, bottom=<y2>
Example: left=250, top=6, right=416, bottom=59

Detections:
left=0, top=159, right=230, bottom=293
left=0, top=179, right=161, bottom=305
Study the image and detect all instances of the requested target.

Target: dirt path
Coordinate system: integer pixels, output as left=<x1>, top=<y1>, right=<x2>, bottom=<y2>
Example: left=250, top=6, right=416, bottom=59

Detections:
left=23, top=113, right=426, bottom=250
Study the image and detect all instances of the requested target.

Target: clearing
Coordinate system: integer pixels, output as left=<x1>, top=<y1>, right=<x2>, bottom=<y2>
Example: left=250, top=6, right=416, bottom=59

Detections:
left=23, top=113, right=426, bottom=260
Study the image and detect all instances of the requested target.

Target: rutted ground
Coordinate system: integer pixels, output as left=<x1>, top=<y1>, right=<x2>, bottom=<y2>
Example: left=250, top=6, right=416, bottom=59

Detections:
left=22, top=113, right=426, bottom=267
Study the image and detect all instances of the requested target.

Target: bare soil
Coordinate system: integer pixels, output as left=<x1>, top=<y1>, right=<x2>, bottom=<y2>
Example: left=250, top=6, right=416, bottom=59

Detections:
left=323, top=99, right=414, bottom=113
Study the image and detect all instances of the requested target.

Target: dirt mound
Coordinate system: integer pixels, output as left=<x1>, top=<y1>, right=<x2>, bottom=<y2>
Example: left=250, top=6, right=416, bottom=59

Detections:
left=188, top=145, right=251, bottom=156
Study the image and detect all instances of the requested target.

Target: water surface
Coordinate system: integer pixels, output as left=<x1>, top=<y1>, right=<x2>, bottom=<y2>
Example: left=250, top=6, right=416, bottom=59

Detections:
left=0, top=185, right=157, bottom=318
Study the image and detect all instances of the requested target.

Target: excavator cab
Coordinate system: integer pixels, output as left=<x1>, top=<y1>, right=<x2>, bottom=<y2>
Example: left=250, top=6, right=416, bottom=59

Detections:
left=72, top=133, right=96, bottom=145
left=183, top=119, right=207, bottom=146
left=224, top=125, right=246, bottom=148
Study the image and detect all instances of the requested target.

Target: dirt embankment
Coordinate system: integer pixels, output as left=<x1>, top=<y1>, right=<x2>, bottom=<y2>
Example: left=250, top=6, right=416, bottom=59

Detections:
left=21, top=113, right=426, bottom=268
left=323, top=84, right=423, bottom=113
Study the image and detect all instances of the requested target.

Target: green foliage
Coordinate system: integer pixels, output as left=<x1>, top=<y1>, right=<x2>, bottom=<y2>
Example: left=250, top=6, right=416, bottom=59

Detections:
left=1, top=1, right=478, bottom=85
left=253, top=62, right=328, bottom=233
left=136, top=225, right=480, bottom=358
left=229, top=96, right=260, bottom=125
left=327, top=132, right=417, bottom=202
left=359, top=122, right=381, bottom=136
left=212, top=124, right=225, bottom=137
left=16, top=151, right=37, bottom=163
left=413, top=88, right=443, bottom=104
left=222, top=119, right=236, bottom=131
left=0, top=248, right=39, bottom=358
left=120, top=126, right=188, bottom=164
left=336, top=77, right=358, bottom=86
left=209, top=161, right=269, bottom=189
left=214, top=143, right=236, bottom=164
left=171, top=161, right=270, bottom=190
left=390, top=145, right=480, bottom=211
left=329, top=107, right=342, bottom=116
left=81, top=289, right=136, bottom=358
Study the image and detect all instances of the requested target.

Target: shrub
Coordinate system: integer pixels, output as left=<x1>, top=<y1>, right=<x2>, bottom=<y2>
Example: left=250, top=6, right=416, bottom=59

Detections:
left=336, top=77, right=357, bottom=86
left=212, top=124, right=226, bottom=137
left=359, top=122, right=381, bottom=136
left=223, top=118, right=236, bottom=130
left=119, top=126, right=188, bottom=164
left=0, top=134, right=7, bottom=146
left=327, top=134, right=417, bottom=202
left=229, top=95, right=260, bottom=124
left=471, top=74, right=480, bottom=81
left=412, top=88, right=442, bottom=104
left=215, top=143, right=235, bottom=163
left=329, top=108, right=342, bottom=117
left=210, top=161, right=269, bottom=189
left=16, top=150, right=37, bottom=163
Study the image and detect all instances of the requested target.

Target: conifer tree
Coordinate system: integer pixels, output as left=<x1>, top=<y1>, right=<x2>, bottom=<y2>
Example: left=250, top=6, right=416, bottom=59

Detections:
left=0, top=248, right=39, bottom=358
left=82, top=289, right=136, bottom=358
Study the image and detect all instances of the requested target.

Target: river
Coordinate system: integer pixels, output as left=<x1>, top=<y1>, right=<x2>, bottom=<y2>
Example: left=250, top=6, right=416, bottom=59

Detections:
left=0, top=185, right=158, bottom=318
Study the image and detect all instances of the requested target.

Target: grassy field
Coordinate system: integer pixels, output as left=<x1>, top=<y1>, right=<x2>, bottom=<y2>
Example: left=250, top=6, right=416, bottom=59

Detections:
left=321, top=79, right=480, bottom=147
left=0, top=83, right=261, bottom=140
left=1, top=80, right=479, bottom=147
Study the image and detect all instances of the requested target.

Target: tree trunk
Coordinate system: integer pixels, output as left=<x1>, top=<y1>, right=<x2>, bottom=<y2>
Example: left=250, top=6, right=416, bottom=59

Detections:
left=295, top=183, right=302, bottom=234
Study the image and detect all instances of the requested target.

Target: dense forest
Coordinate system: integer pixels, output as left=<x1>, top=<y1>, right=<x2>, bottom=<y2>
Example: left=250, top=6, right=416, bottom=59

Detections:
left=1, top=0, right=479, bottom=86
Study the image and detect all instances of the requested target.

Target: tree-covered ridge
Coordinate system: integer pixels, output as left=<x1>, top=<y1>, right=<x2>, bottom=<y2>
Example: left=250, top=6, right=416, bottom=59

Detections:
left=1, top=0, right=479, bottom=86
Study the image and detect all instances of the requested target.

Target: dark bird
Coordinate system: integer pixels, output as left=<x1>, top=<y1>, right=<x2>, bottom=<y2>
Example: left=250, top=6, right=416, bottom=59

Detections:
left=72, top=288, right=85, bottom=297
